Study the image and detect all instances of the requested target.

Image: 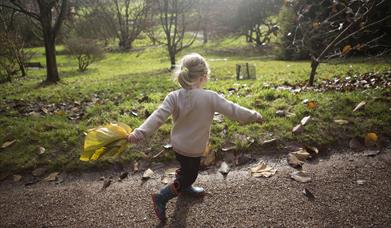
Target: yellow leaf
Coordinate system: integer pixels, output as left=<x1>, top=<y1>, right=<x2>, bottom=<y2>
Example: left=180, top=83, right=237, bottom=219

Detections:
left=366, top=133, right=378, bottom=142
left=342, top=45, right=352, bottom=55
left=307, top=101, right=317, bottom=109
left=312, top=21, right=320, bottom=29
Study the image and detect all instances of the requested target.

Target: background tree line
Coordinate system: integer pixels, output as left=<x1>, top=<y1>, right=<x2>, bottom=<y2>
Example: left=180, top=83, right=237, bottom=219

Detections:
left=0, top=0, right=390, bottom=84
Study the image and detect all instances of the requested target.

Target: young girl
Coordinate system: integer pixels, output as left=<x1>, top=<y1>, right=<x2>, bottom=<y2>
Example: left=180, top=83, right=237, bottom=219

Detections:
left=127, top=53, right=263, bottom=223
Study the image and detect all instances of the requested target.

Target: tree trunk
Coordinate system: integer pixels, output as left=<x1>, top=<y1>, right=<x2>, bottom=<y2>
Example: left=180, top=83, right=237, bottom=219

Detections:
left=169, top=49, right=176, bottom=70
left=203, top=25, right=208, bottom=44
left=308, top=57, right=319, bottom=86
left=43, top=31, right=59, bottom=83
left=119, top=37, right=131, bottom=50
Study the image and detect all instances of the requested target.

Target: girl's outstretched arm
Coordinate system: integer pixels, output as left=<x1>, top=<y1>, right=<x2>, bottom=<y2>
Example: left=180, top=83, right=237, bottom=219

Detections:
left=212, top=92, right=263, bottom=124
left=128, top=93, right=175, bottom=143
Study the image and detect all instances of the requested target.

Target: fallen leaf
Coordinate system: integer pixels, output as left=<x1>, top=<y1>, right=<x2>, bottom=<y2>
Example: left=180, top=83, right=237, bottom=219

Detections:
left=287, top=153, right=304, bottom=168
left=119, top=171, right=128, bottom=180
left=201, top=145, right=215, bottom=167
left=366, top=132, right=378, bottom=142
left=218, top=162, right=230, bottom=175
left=261, top=138, right=278, bottom=147
left=1, top=140, right=16, bottom=149
left=142, top=168, right=154, bottom=179
left=300, top=116, right=311, bottom=126
left=38, top=146, right=46, bottom=155
left=221, top=145, right=236, bottom=152
left=334, top=119, right=349, bottom=125
left=32, top=167, right=47, bottom=177
left=292, top=124, right=304, bottom=134
left=102, top=179, right=111, bottom=189
left=302, top=99, right=309, bottom=104
left=13, top=175, right=22, bottom=182
left=363, top=150, right=380, bottom=157
left=353, top=101, right=366, bottom=112
left=161, top=176, right=171, bottom=184
left=213, top=112, right=224, bottom=123
left=133, top=161, right=139, bottom=172
left=291, top=148, right=310, bottom=161
left=356, top=179, right=365, bottom=185
left=41, top=107, right=49, bottom=114
left=303, top=188, right=315, bottom=200
left=44, top=172, right=60, bottom=182
left=275, top=110, right=286, bottom=117
left=250, top=162, right=277, bottom=178
left=164, top=168, right=177, bottom=176
left=342, top=45, right=352, bottom=55
left=163, top=144, right=173, bottom=149
left=307, top=101, right=317, bottom=109
left=131, top=111, right=138, bottom=117
left=304, top=145, right=319, bottom=155
left=290, top=171, right=311, bottom=183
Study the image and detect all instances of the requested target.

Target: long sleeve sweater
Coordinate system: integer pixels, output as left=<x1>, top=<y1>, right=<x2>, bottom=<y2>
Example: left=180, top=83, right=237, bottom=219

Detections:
left=132, top=88, right=262, bottom=157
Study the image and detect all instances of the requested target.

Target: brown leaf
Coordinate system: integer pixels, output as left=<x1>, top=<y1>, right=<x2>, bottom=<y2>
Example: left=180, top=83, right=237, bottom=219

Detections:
left=218, top=162, right=230, bottom=175
left=44, top=172, right=60, bottom=182
left=304, top=145, right=319, bottom=155
left=353, top=101, right=366, bottom=112
left=307, top=101, right=317, bottom=109
left=142, top=169, right=154, bottom=179
left=365, top=132, right=378, bottom=142
left=342, top=45, right=352, bottom=55
left=292, top=124, right=304, bottom=134
left=250, top=162, right=277, bottom=178
left=290, top=171, right=311, bottom=183
left=13, top=175, right=22, bottom=182
left=287, top=153, right=304, bottom=168
left=291, top=149, right=310, bottom=161
left=1, top=140, right=16, bottom=149
left=300, top=116, right=311, bottom=126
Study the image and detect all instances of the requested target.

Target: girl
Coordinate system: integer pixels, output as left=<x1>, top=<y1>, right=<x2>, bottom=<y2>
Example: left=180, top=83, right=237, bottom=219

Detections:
left=127, top=53, right=263, bottom=223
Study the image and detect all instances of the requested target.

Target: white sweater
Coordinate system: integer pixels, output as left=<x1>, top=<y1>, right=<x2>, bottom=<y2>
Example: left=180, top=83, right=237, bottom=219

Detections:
left=133, top=88, right=262, bottom=157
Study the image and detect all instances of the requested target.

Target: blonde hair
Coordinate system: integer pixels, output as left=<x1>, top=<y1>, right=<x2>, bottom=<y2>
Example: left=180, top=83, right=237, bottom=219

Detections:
left=173, top=53, right=210, bottom=89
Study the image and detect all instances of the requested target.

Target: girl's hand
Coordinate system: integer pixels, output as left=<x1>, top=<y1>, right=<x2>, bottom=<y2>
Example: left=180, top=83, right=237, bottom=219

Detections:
left=127, top=133, right=139, bottom=144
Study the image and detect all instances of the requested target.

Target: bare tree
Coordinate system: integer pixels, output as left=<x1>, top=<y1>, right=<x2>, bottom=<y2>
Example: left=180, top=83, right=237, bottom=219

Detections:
left=157, top=0, right=199, bottom=69
left=287, top=0, right=391, bottom=86
left=0, top=0, right=68, bottom=84
left=112, top=0, right=150, bottom=50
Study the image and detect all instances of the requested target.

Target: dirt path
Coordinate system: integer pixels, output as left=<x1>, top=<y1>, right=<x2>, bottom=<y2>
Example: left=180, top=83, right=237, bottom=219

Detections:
left=1, top=149, right=391, bottom=228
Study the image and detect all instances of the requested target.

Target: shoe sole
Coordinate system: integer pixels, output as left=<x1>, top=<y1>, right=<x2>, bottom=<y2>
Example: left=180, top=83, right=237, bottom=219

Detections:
left=151, top=194, right=166, bottom=224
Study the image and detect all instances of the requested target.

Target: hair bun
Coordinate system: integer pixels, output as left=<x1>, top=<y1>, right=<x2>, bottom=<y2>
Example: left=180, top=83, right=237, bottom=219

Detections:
left=181, top=66, right=189, bottom=75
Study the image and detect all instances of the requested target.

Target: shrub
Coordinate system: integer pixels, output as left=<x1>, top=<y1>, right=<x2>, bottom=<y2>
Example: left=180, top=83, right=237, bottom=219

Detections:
left=64, top=38, right=104, bottom=72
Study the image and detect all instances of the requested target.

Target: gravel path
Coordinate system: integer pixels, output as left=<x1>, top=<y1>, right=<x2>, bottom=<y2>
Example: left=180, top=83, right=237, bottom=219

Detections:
left=1, top=150, right=391, bottom=228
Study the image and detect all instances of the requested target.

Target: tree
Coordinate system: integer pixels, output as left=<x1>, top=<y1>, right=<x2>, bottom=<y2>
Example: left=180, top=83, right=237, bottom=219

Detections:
left=279, top=0, right=391, bottom=86
left=235, top=0, right=282, bottom=46
left=113, top=0, right=150, bottom=50
left=0, top=0, right=69, bottom=84
left=157, top=0, right=199, bottom=69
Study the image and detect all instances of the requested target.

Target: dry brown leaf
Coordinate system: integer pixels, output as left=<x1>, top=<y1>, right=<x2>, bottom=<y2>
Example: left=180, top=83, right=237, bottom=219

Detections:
left=287, top=153, right=304, bottom=168
left=291, top=149, right=310, bottom=161
left=1, top=140, right=16, bottom=149
left=292, top=124, right=304, bottom=134
left=307, top=101, right=317, bottom=109
left=13, top=175, right=22, bottom=182
left=365, top=132, right=378, bottom=142
left=353, top=101, right=366, bottom=112
left=38, top=146, right=46, bottom=155
left=250, top=162, right=277, bottom=178
left=290, top=171, right=311, bottom=183
left=164, top=168, right=177, bottom=176
left=342, top=45, right=352, bottom=55
left=44, top=172, right=60, bottom=182
left=300, top=116, right=311, bottom=126
left=142, top=168, right=154, bottom=179
left=334, top=119, right=349, bottom=125
left=218, top=162, right=230, bottom=175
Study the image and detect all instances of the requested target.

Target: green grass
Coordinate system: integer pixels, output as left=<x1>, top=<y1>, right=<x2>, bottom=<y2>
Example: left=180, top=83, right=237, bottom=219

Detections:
left=0, top=38, right=390, bottom=174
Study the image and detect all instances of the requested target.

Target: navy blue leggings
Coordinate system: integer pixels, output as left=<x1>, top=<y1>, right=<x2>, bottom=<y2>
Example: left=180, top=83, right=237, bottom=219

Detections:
left=174, top=153, right=201, bottom=192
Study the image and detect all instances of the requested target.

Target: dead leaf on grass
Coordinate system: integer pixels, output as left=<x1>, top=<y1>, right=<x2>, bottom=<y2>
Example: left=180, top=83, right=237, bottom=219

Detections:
left=38, top=146, right=46, bottom=155
left=307, top=101, right=317, bottom=109
left=292, top=124, right=304, bottom=134
left=250, top=162, right=277, bottom=178
left=300, top=116, right=311, bottom=126
left=1, top=140, right=16, bottom=149
left=334, top=119, right=349, bottom=125
left=221, top=145, right=236, bottom=152
left=287, top=153, right=304, bottom=168
left=353, top=101, right=366, bottom=112
left=291, top=148, right=311, bottom=161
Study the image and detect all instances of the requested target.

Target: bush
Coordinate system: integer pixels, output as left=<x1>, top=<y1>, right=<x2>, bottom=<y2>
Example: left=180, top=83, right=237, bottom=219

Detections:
left=64, top=38, right=104, bottom=72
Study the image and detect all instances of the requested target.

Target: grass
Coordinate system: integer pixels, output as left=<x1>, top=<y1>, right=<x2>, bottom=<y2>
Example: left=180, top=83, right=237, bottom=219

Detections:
left=0, top=37, right=390, bottom=174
